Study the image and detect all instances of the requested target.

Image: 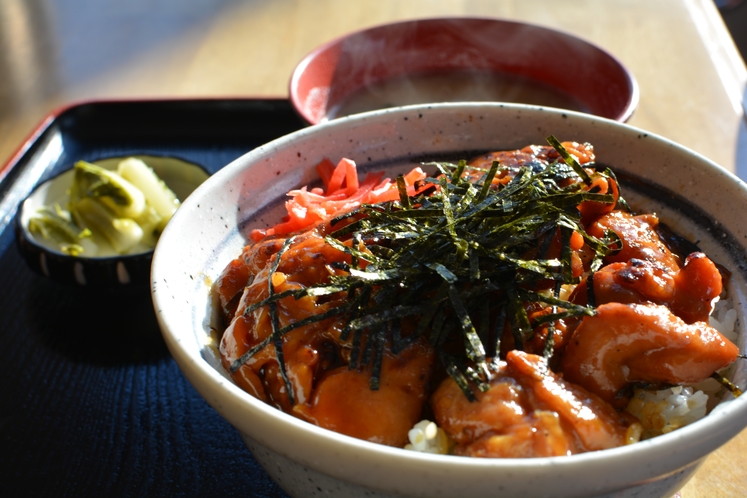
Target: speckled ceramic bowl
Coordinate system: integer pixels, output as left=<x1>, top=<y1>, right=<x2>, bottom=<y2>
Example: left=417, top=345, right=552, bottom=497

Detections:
left=17, top=155, right=209, bottom=287
left=152, top=103, right=747, bottom=498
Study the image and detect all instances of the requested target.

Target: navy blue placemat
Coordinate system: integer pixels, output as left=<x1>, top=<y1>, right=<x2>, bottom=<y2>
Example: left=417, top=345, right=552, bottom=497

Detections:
left=0, top=99, right=306, bottom=497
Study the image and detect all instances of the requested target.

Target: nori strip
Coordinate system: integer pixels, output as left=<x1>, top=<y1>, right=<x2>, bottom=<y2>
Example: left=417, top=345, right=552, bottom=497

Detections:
left=233, top=137, right=617, bottom=400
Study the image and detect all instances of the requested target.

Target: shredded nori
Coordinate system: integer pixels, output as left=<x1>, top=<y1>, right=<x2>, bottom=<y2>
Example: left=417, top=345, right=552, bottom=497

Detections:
left=235, top=137, right=624, bottom=401
left=711, top=371, right=743, bottom=397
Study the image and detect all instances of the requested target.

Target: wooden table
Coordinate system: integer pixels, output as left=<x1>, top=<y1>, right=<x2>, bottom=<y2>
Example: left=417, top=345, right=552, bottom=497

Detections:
left=1, top=0, right=745, bottom=496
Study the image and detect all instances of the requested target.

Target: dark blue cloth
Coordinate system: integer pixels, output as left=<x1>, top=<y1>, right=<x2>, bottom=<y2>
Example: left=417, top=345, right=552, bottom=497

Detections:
left=0, top=100, right=305, bottom=497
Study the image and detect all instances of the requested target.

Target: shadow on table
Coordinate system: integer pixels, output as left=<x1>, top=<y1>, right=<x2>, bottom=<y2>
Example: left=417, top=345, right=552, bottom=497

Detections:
left=718, top=0, right=747, bottom=62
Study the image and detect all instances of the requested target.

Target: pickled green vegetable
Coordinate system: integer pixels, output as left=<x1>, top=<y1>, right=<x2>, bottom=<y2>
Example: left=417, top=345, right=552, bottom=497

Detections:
left=29, top=158, right=182, bottom=257
left=72, top=197, right=144, bottom=254
left=70, top=161, right=146, bottom=219
left=27, top=204, right=97, bottom=256
left=117, top=158, right=180, bottom=231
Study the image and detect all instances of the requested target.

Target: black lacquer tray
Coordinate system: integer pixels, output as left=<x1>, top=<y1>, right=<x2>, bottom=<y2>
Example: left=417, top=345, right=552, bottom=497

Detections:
left=0, top=99, right=307, bottom=497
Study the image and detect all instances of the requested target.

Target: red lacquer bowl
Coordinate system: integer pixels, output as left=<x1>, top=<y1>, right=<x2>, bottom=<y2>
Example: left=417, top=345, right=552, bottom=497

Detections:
left=290, top=17, right=638, bottom=124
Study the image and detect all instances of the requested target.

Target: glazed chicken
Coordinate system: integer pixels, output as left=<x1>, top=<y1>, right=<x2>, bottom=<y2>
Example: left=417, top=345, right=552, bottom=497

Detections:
left=430, top=350, right=638, bottom=457
left=214, top=141, right=739, bottom=457
left=218, top=228, right=435, bottom=447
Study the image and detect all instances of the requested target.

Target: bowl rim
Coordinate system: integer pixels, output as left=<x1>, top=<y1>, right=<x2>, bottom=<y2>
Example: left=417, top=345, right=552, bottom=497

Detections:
left=153, top=102, right=746, bottom=493
left=288, top=16, right=640, bottom=125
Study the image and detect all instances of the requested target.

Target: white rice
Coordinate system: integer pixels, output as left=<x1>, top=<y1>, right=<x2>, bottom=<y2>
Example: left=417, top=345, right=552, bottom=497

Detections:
left=710, top=298, right=738, bottom=342
left=625, top=386, right=709, bottom=439
left=404, top=420, right=451, bottom=454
